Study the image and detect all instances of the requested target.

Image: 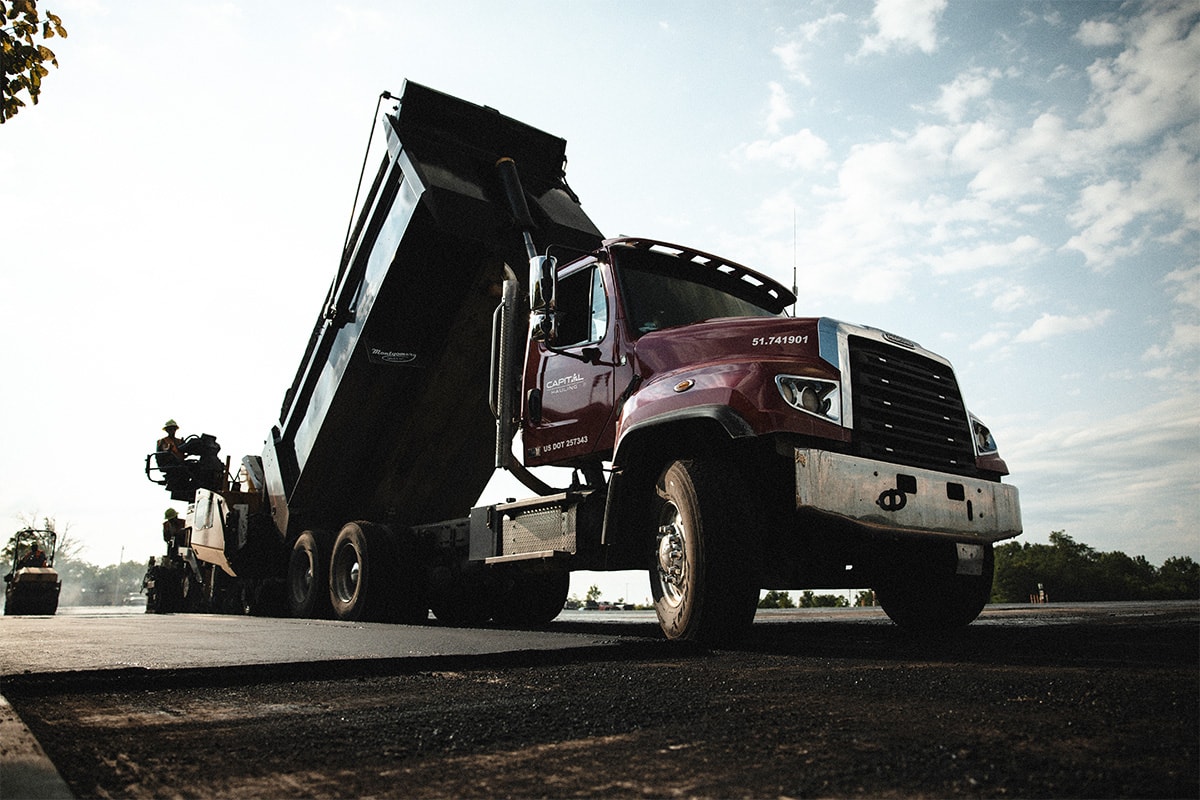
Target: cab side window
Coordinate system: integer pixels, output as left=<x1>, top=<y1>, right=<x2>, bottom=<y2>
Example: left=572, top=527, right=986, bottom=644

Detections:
left=555, top=266, right=607, bottom=347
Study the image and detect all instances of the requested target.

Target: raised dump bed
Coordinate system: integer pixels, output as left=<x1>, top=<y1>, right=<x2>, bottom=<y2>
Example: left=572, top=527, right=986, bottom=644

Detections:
left=264, top=82, right=603, bottom=537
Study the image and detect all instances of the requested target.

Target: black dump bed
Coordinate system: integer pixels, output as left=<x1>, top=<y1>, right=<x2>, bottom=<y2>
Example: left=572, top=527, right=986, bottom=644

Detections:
left=266, top=81, right=603, bottom=537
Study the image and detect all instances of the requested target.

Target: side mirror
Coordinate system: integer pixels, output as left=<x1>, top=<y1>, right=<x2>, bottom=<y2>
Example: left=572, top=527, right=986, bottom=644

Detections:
left=529, top=255, right=558, bottom=343
left=530, top=312, right=556, bottom=343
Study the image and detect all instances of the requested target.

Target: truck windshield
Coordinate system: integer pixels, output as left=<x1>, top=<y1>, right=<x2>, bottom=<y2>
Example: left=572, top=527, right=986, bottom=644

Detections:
left=614, top=247, right=781, bottom=338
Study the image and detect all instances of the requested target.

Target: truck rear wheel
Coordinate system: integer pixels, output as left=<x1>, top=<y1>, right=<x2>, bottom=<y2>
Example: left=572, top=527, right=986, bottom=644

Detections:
left=330, top=522, right=426, bottom=623
left=875, top=543, right=994, bottom=632
left=288, top=530, right=333, bottom=619
left=650, top=459, right=759, bottom=645
left=330, top=522, right=391, bottom=622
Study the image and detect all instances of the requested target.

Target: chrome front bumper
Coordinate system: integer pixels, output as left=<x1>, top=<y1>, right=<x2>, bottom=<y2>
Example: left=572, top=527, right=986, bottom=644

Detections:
left=793, top=448, right=1022, bottom=543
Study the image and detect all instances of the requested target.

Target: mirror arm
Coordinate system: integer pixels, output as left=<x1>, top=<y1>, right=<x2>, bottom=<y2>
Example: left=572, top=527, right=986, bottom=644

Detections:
left=539, top=345, right=617, bottom=367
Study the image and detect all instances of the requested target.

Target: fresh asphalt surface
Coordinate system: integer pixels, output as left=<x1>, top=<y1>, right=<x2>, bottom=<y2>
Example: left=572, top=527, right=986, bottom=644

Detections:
left=0, top=605, right=642, bottom=799
left=2, top=602, right=1196, bottom=798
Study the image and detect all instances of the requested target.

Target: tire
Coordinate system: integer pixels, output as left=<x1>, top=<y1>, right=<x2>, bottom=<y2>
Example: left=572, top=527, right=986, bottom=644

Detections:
left=329, top=522, right=426, bottom=623
left=650, top=459, right=759, bottom=645
left=245, top=580, right=288, bottom=617
left=875, top=542, right=994, bottom=632
left=428, top=565, right=494, bottom=626
left=180, top=568, right=201, bottom=613
left=389, top=527, right=430, bottom=625
left=492, top=566, right=569, bottom=626
left=156, top=567, right=184, bottom=613
left=288, top=530, right=333, bottom=619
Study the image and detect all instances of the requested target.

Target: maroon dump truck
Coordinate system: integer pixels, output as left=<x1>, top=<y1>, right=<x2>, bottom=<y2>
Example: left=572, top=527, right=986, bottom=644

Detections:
left=145, top=81, right=1021, bottom=643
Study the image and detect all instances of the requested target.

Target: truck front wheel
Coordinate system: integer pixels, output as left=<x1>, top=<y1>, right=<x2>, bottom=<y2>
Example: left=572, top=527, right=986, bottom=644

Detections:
left=288, top=530, right=332, bottom=619
left=875, top=543, right=994, bottom=632
left=651, top=459, right=759, bottom=645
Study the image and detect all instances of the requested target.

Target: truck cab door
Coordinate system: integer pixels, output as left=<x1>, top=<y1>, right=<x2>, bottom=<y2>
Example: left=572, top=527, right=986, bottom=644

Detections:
left=523, top=263, right=621, bottom=467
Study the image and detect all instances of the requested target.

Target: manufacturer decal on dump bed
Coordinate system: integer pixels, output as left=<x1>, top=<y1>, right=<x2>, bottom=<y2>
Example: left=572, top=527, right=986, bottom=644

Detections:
left=367, top=347, right=419, bottom=365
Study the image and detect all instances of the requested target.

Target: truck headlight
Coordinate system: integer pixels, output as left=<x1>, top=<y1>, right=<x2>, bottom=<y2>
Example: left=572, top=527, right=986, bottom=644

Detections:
left=969, top=413, right=998, bottom=455
left=776, top=375, right=841, bottom=424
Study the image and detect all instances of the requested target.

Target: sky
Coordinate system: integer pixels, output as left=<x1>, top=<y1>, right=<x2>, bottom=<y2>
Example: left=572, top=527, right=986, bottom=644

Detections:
left=2, top=0, right=1197, bottom=606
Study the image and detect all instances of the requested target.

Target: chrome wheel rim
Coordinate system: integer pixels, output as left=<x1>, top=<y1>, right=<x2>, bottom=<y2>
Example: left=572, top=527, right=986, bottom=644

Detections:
left=289, top=550, right=313, bottom=602
left=656, top=501, right=687, bottom=608
left=332, top=544, right=360, bottom=604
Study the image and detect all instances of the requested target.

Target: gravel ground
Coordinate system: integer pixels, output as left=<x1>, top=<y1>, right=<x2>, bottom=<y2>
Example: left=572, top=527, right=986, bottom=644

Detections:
left=5, top=605, right=1197, bottom=799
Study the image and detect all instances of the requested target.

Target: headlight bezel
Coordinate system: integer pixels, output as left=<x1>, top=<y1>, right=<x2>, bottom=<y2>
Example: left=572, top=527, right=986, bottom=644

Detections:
left=775, top=375, right=843, bottom=425
left=969, top=412, right=998, bottom=456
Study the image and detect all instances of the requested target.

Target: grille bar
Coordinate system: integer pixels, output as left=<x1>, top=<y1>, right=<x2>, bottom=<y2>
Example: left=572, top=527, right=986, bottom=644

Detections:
left=848, top=335, right=977, bottom=476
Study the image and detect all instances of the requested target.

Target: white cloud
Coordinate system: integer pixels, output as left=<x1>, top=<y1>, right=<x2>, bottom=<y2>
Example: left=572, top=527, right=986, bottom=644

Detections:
left=999, top=394, right=1200, bottom=561
left=971, top=278, right=1035, bottom=314
left=733, top=129, right=832, bottom=172
left=860, top=0, right=947, bottom=56
left=963, top=113, right=1095, bottom=203
left=1062, top=179, right=1140, bottom=267
left=992, top=283, right=1033, bottom=313
left=772, top=13, right=848, bottom=85
left=1075, top=19, right=1123, bottom=47
left=1143, top=323, right=1200, bottom=364
left=1142, top=266, right=1200, bottom=369
left=765, top=81, right=793, bottom=136
left=1081, top=0, right=1200, bottom=147
left=932, top=67, right=1001, bottom=123
left=1164, top=265, right=1200, bottom=311
left=1015, top=310, right=1114, bottom=343
left=928, top=235, right=1042, bottom=275
left=969, top=329, right=1011, bottom=351
left=1064, top=138, right=1200, bottom=268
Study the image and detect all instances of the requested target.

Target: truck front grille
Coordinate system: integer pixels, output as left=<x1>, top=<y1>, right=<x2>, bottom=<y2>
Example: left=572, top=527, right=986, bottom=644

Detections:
left=848, top=335, right=977, bottom=477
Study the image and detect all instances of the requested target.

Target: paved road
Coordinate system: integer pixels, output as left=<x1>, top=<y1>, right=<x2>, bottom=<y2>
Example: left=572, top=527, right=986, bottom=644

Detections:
left=2, top=602, right=1196, bottom=798
left=0, top=607, right=640, bottom=799
left=0, top=607, right=639, bottom=676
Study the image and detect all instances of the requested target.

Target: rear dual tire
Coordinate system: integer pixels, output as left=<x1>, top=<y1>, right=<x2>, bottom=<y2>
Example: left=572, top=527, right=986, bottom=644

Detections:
left=329, top=521, right=426, bottom=623
left=288, top=530, right=333, bottom=619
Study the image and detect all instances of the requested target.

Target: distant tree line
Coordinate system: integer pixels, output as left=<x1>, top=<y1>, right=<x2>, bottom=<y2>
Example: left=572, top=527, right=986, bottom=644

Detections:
left=758, top=590, right=867, bottom=609
left=54, top=554, right=148, bottom=606
left=992, top=530, right=1199, bottom=603
left=755, top=531, right=1197, bottom=609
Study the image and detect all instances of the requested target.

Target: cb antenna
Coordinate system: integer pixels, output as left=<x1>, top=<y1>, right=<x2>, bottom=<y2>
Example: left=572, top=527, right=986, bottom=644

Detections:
left=792, top=207, right=798, bottom=316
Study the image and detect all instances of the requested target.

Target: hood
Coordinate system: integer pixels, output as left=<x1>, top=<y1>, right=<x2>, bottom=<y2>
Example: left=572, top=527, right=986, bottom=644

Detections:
left=632, top=316, right=827, bottom=380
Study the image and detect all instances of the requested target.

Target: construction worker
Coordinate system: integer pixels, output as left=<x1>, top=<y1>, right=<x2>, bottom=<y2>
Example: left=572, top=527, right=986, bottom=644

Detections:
left=157, top=419, right=185, bottom=461
left=163, top=508, right=187, bottom=550
left=142, top=556, right=159, bottom=612
left=17, top=546, right=46, bottom=568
